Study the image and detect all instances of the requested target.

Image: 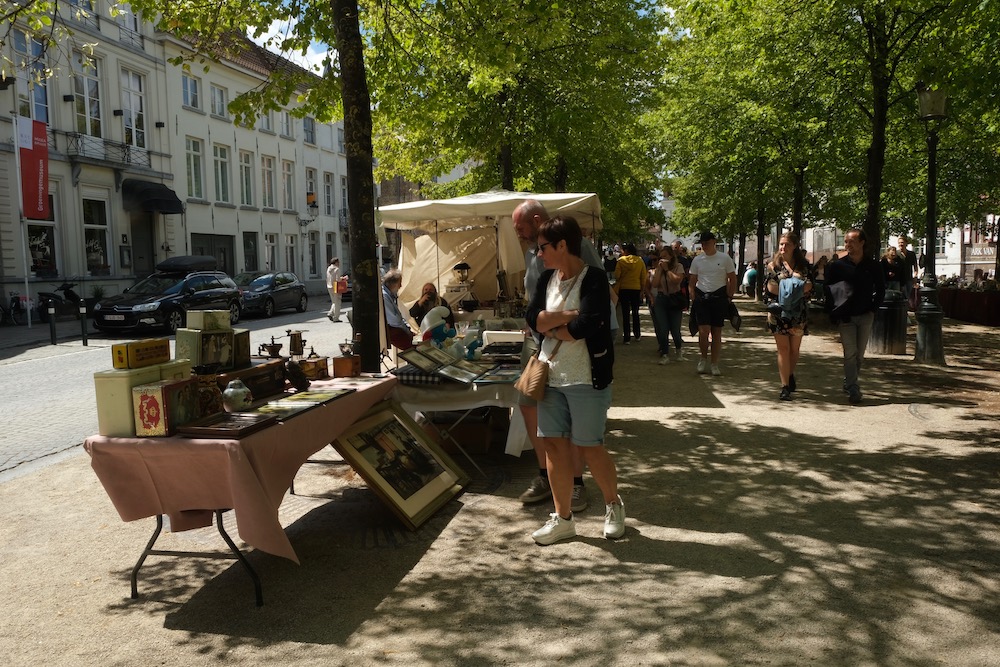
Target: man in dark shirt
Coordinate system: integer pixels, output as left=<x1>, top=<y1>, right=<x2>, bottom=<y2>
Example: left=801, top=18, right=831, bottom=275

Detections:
left=896, top=234, right=920, bottom=309
left=824, top=228, right=886, bottom=404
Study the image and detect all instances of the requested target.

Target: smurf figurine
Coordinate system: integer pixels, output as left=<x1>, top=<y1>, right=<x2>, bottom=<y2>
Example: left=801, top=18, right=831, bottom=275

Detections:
left=420, top=306, right=456, bottom=348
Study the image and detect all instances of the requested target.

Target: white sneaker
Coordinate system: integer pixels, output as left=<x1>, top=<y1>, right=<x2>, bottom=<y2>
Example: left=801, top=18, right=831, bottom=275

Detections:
left=711, top=364, right=722, bottom=376
left=658, top=354, right=670, bottom=365
left=532, top=513, right=576, bottom=545
left=675, top=348, right=685, bottom=362
left=604, top=496, right=626, bottom=539
left=697, top=358, right=709, bottom=374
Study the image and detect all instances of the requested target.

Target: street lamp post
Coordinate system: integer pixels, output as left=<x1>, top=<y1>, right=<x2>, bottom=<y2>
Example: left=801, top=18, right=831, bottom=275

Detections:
left=914, top=83, right=947, bottom=365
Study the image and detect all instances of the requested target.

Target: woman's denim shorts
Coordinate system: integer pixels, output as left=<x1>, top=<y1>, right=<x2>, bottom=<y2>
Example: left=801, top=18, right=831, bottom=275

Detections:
left=537, top=384, right=612, bottom=446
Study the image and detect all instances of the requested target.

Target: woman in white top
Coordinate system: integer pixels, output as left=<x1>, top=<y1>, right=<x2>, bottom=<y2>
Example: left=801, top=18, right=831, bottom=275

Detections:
left=525, top=215, right=624, bottom=546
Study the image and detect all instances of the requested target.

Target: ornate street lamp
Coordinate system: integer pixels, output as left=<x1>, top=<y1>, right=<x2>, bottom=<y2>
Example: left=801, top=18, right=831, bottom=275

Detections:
left=914, top=82, right=947, bottom=365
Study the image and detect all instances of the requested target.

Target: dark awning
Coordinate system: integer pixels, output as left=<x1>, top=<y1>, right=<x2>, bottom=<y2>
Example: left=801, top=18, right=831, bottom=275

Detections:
left=121, top=179, right=184, bottom=214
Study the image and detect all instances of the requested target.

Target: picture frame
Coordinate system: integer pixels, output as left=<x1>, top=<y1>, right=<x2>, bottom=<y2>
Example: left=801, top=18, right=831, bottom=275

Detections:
left=177, top=411, right=278, bottom=438
left=399, top=346, right=443, bottom=373
left=331, top=403, right=469, bottom=530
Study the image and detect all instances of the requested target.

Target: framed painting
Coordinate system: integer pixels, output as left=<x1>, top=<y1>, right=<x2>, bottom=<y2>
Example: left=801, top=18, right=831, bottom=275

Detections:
left=332, top=403, right=469, bottom=530
left=399, top=346, right=442, bottom=373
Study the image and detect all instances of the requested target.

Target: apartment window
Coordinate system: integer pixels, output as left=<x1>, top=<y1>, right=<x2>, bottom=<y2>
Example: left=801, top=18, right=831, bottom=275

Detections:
left=182, top=74, right=200, bottom=110
left=261, top=156, right=276, bottom=208
left=323, top=172, right=334, bottom=216
left=69, top=0, right=99, bottom=28
left=28, top=196, right=58, bottom=278
left=303, top=117, right=316, bottom=144
left=285, top=234, right=297, bottom=273
left=82, top=198, right=110, bottom=276
left=72, top=50, right=102, bottom=137
left=116, top=4, right=142, bottom=48
left=337, top=127, right=345, bottom=153
left=935, top=229, right=947, bottom=255
left=120, top=68, right=146, bottom=150
left=239, top=150, right=254, bottom=206
left=264, top=233, right=277, bottom=271
left=210, top=84, right=228, bottom=118
left=308, top=231, right=319, bottom=277
left=280, top=111, right=293, bottom=138
left=306, top=168, right=317, bottom=206
left=243, top=232, right=258, bottom=271
left=282, top=160, right=294, bottom=210
left=259, top=111, right=272, bottom=132
left=13, top=30, right=48, bottom=122
left=213, top=144, right=231, bottom=203
left=326, top=232, right=336, bottom=264
left=341, top=176, right=348, bottom=213
left=186, top=137, right=204, bottom=199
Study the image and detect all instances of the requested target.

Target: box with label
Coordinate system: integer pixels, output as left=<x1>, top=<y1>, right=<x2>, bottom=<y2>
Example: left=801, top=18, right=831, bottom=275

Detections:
left=332, top=355, right=361, bottom=378
left=158, top=358, right=192, bottom=381
left=215, top=358, right=286, bottom=400
left=112, top=338, right=171, bottom=369
left=175, top=328, right=235, bottom=370
left=232, top=328, right=251, bottom=369
left=132, top=378, right=198, bottom=437
left=186, top=310, right=231, bottom=332
left=298, top=356, right=330, bottom=380
left=94, top=366, right=164, bottom=437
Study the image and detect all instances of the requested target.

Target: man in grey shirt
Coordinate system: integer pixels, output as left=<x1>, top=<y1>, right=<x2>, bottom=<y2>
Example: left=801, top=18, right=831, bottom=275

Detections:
left=511, top=199, right=614, bottom=513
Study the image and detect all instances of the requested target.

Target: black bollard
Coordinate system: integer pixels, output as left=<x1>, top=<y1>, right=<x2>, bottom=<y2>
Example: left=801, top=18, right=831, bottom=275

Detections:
left=48, top=306, right=57, bottom=345
left=79, top=299, right=88, bottom=346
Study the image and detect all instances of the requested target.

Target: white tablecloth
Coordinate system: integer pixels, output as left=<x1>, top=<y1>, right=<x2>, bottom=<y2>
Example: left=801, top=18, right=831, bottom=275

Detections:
left=391, top=382, right=529, bottom=456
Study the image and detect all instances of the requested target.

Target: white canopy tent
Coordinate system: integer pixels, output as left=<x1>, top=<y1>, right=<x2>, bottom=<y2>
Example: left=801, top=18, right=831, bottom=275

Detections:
left=378, top=190, right=603, bottom=309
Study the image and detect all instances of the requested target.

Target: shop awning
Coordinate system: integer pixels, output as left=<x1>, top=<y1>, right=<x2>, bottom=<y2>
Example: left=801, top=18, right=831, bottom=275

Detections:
left=121, top=179, right=184, bottom=214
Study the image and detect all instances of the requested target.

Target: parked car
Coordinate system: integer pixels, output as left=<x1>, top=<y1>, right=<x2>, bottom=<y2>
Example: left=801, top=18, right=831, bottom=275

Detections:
left=234, top=271, right=308, bottom=317
left=93, top=256, right=243, bottom=334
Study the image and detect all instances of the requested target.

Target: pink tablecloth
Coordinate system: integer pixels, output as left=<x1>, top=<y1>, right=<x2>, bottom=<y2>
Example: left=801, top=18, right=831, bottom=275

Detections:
left=84, top=375, right=397, bottom=563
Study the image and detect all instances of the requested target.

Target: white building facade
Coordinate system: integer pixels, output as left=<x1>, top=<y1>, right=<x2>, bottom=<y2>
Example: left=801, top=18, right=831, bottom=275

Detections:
left=1, top=2, right=351, bottom=305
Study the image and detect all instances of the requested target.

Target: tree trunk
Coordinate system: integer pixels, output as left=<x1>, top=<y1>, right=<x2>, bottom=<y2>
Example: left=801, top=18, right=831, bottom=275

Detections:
left=333, top=0, right=380, bottom=371
left=553, top=154, right=568, bottom=192
left=792, top=164, right=805, bottom=239
left=863, top=6, right=891, bottom=260
left=756, top=208, right=766, bottom=301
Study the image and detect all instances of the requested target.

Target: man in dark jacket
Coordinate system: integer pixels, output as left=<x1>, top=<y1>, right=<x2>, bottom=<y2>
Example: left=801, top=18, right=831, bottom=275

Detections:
left=824, top=228, right=886, bottom=404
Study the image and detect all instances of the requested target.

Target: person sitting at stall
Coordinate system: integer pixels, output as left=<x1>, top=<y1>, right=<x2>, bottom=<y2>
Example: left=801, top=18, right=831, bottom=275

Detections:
left=409, top=282, right=455, bottom=328
left=383, top=269, right=417, bottom=351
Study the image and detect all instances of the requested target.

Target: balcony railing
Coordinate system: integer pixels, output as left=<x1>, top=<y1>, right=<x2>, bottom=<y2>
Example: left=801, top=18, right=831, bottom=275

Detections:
left=118, top=24, right=144, bottom=49
left=65, top=133, right=151, bottom=168
left=68, top=6, right=100, bottom=29
left=338, top=208, right=349, bottom=229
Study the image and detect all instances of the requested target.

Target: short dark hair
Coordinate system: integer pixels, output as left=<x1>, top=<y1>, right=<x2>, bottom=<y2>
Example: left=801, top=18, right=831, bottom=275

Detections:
left=538, top=215, right=583, bottom=257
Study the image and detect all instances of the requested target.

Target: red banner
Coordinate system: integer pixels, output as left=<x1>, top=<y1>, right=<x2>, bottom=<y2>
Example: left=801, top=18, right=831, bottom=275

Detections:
left=18, top=119, right=50, bottom=220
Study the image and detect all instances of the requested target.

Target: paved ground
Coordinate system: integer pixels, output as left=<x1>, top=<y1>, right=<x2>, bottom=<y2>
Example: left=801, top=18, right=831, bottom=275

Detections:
left=1, top=300, right=999, bottom=666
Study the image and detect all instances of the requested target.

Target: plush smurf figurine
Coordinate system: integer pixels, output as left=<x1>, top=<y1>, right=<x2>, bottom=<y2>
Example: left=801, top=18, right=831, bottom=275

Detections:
left=420, top=306, right=456, bottom=348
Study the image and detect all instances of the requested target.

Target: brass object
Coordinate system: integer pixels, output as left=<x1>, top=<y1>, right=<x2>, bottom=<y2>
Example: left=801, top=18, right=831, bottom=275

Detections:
left=286, top=329, right=307, bottom=356
left=259, top=336, right=283, bottom=358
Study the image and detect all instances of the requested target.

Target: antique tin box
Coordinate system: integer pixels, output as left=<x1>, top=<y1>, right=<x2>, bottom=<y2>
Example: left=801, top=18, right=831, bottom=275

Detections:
left=175, top=328, right=235, bottom=370
left=215, top=358, right=286, bottom=401
left=186, top=310, right=232, bottom=332
left=94, top=366, right=163, bottom=437
left=132, top=378, right=198, bottom=437
left=111, top=338, right=171, bottom=369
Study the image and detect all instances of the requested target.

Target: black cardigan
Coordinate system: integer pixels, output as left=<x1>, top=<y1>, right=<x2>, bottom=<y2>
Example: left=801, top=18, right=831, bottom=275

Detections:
left=525, top=266, right=614, bottom=390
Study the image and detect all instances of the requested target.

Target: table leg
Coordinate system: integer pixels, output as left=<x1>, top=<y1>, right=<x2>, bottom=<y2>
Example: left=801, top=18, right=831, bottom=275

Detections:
left=423, top=409, right=488, bottom=478
left=128, top=511, right=264, bottom=607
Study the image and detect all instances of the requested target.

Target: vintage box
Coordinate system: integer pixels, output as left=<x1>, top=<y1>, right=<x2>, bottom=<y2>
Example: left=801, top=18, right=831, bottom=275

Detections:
left=158, top=358, right=192, bottom=381
left=94, top=366, right=164, bottom=437
left=232, top=328, right=251, bottom=369
left=215, top=358, right=286, bottom=401
left=331, top=355, right=361, bottom=378
left=132, top=378, right=198, bottom=437
left=112, top=338, right=171, bottom=369
left=186, top=310, right=232, bottom=332
left=175, top=328, right=235, bottom=370
left=298, top=356, right=330, bottom=380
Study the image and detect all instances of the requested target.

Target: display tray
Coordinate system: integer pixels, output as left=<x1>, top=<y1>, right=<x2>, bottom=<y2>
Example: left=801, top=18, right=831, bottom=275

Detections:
left=474, top=363, right=522, bottom=384
left=177, top=411, right=278, bottom=438
left=252, top=388, right=357, bottom=421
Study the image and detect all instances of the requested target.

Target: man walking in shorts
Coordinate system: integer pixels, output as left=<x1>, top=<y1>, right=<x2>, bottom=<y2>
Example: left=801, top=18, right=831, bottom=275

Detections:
left=689, top=231, right=737, bottom=376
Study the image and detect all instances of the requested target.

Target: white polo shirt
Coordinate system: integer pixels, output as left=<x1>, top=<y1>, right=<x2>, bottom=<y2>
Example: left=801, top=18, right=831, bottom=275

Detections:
left=690, top=251, right=736, bottom=293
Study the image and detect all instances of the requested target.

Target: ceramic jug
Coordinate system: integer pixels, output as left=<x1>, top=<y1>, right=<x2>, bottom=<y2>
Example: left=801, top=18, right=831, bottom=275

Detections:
left=222, top=379, right=254, bottom=412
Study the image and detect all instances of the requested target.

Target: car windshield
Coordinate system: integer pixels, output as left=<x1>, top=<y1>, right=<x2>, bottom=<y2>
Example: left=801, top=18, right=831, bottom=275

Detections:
left=127, top=274, right=185, bottom=296
left=235, top=272, right=273, bottom=291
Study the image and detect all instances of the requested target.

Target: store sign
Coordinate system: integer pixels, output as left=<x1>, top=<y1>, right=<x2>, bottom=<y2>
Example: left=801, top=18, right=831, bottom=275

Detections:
left=18, top=119, right=50, bottom=220
left=965, top=243, right=997, bottom=262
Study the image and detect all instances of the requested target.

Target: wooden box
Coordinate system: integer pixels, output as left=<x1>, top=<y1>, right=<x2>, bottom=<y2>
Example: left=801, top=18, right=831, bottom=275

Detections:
left=298, top=357, right=330, bottom=380
left=175, top=328, right=235, bottom=370
left=132, top=378, right=198, bottom=437
left=112, top=338, right=171, bottom=369
left=232, top=328, right=251, bottom=369
left=186, top=310, right=231, bottom=331
left=158, top=358, right=192, bottom=381
left=215, top=358, right=286, bottom=401
left=94, top=366, right=164, bottom=437
left=331, top=355, right=361, bottom=377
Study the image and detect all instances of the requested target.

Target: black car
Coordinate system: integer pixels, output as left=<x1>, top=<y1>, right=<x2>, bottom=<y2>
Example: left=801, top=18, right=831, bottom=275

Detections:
left=235, top=271, right=308, bottom=317
left=93, top=256, right=243, bottom=334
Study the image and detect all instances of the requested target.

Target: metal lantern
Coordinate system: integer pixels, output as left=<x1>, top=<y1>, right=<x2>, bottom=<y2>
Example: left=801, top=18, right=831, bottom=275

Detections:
left=917, top=86, right=948, bottom=121
left=453, top=262, right=471, bottom=283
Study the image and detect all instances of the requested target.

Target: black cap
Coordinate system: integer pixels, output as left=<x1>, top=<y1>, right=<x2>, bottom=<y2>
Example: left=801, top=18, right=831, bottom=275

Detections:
left=699, top=231, right=716, bottom=244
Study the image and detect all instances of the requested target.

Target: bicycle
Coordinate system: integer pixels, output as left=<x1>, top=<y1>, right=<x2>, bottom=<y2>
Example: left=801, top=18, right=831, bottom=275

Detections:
left=1, top=291, right=28, bottom=325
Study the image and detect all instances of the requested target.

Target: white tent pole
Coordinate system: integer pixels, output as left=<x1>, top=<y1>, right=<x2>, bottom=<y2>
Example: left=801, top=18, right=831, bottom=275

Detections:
left=435, top=220, right=440, bottom=289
